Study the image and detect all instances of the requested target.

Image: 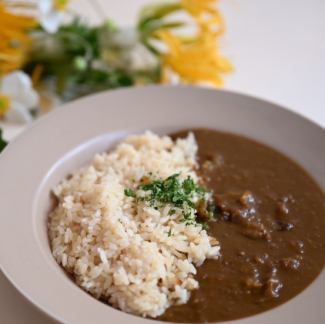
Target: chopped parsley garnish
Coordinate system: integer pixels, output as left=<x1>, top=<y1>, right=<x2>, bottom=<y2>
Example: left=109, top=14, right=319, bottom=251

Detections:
left=124, top=188, right=136, bottom=197
left=124, top=173, right=213, bottom=229
left=201, top=222, right=209, bottom=231
left=208, top=201, right=219, bottom=219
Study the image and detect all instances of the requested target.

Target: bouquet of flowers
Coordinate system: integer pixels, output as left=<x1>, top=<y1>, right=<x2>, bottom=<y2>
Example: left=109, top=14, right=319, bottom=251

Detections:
left=0, top=0, right=232, bottom=149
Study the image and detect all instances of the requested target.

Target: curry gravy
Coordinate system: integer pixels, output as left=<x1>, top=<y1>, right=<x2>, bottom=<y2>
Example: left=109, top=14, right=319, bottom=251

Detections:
left=159, top=129, right=325, bottom=322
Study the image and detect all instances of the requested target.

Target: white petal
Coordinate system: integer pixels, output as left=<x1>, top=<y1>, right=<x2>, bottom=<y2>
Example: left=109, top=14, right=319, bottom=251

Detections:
left=1, top=71, right=39, bottom=109
left=128, top=43, right=158, bottom=71
left=18, top=87, right=39, bottom=108
left=40, top=10, right=63, bottom=33
left=39, top=0, right=54, bottom=14
left=2, top=71, right=31, bottom=97
left=5, top=101, right=33, bottom=124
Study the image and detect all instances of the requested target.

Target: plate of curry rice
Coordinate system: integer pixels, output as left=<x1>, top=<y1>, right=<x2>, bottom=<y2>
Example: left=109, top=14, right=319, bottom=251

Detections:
left=0, top=86, right=324, bottom=324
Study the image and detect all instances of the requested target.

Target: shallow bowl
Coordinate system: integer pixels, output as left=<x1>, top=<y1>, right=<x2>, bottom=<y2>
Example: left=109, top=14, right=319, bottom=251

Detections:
left=0, top=86, right=324, bottom=324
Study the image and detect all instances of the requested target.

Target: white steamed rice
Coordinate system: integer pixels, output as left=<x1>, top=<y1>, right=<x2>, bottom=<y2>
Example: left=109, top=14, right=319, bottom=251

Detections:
left=48, top=131, right=220, bottom=318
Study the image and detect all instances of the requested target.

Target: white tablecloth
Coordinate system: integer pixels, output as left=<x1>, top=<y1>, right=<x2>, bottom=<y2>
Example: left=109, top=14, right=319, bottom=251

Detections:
left=1, top=0, right=324, bottom=323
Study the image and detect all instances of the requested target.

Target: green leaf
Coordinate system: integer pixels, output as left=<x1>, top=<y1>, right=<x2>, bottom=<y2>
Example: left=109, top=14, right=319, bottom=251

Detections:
left=141, top=20, right=185, bottom=38
left=137, top=3, right=185, bottom=54
left=0, top=129, right=7, bottom=153
left=138, top=2, right=181, bottom=31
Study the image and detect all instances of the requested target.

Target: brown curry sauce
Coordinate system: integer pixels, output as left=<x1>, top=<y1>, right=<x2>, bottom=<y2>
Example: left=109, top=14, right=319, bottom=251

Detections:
left=158, top=129, right=325, bottom=323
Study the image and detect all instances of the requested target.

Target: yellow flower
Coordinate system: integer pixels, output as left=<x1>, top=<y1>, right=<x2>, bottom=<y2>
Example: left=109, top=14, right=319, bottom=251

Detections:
left=158, top=30, right=232, bottom=86
left=0, top=94, right=10, bottom=117
left=0, top=3, right=36, bottom=76
left=155, top=0, right=232, bottom=87
left=181, top=0, right=225, bottom=36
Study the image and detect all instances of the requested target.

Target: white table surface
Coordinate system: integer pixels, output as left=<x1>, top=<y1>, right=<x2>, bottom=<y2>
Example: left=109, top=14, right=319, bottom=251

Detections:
left=1, top=0, right=324, bottom=323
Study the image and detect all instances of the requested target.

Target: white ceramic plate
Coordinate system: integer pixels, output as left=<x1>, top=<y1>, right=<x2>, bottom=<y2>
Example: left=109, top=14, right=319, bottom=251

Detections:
left=0, top=86, right=324, bottom=324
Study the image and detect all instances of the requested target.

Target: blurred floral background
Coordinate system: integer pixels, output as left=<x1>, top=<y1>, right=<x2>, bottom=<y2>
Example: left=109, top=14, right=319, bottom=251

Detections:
left=0, top=0, right=233, bottom=150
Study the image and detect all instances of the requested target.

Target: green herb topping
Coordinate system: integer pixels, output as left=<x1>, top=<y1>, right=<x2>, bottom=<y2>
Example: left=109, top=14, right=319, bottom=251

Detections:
left=124, top=188, right=136, bottom=197
left=124, top=173, right=215, bottom=229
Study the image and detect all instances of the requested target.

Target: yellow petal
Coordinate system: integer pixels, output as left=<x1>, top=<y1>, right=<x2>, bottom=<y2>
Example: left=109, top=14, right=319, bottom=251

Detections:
left=154, top=0, right=232, bottom=87
left=0, top=3, right=36, bottom=76
left=0, top=94, right=11, bottom=117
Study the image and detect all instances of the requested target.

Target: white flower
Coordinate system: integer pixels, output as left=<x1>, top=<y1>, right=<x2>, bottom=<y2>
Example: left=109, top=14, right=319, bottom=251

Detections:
left=101, top=28, right=158, bottom=72
left=0, top=71, right=39, bottom=123
left=38, top=0, right=69, bottom=33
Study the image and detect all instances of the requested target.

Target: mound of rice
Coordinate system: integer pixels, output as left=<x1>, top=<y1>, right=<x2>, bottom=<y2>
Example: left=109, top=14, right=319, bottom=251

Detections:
left=48, top=131, right=220, bottom=318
